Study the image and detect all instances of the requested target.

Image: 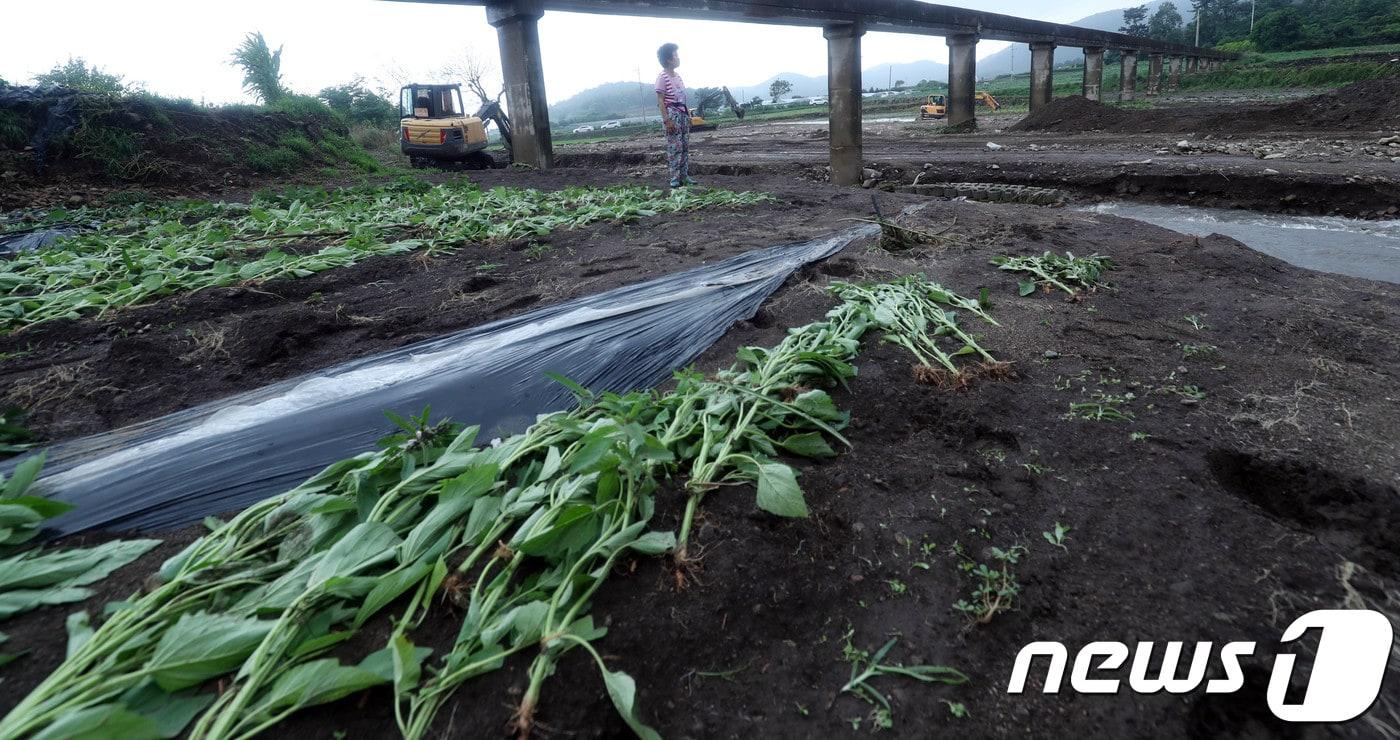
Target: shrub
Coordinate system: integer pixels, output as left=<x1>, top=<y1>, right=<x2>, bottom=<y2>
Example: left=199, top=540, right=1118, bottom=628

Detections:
left=319, top=132, right=380, bottom=172
left=319, top=79, right=398, bottom=127
left=350, top=124, right=399, bottom=151
left=0, top=110, right=28, bottom=148
left=265, top=94, right=347, bottom=134
left=243, top=145, right=302, bottom=175
left=34, top=57, right=129, bottom=93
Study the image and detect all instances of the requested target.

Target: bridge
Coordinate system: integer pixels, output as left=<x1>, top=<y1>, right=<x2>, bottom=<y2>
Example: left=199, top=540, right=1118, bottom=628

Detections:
left=385, top=0, right=1234, bottom=183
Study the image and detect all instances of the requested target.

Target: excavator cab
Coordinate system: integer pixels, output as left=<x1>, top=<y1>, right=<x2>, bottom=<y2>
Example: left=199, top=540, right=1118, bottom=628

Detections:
left=919, top=91, right=1000, bottom=121
left=399, top=83, right=494, bottom=168
left=919, top=95, right=947, bottom=120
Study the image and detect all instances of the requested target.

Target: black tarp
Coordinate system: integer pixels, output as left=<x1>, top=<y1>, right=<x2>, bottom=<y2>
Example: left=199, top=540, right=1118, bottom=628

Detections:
left=20, top=226, right=874, bottom=534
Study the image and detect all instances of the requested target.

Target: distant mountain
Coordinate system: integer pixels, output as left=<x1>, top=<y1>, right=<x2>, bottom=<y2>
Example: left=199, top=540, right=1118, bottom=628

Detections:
left=551, top=81, right=655, bottom=124
left=741, top=60, right=949, bottom=100
left=977, top=0, right=1174, bottom=78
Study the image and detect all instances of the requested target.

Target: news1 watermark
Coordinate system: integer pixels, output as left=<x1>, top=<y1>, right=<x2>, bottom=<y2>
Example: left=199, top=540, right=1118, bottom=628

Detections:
left=1007, top=609, right=1394, bottom=722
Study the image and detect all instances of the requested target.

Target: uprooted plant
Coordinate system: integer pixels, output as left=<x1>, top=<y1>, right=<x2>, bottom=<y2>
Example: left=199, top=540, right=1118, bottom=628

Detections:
left=839, top=630, right=968, bottom=730
left=3, top=272, right=998, bottom=740
left=991, top=251, right=1113, bottom=297
left=830, top=276, right=1007, bottom=388
left=0, top=178, right=772, bottom=334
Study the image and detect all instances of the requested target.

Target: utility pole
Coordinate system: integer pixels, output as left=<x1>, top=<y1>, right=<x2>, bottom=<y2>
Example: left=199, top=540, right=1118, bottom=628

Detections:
left=888, top=64, right=892, bottom=90
left=1250, top=0, right=1256, bottom=30
left=1194, top=0, right=1204, bottom=46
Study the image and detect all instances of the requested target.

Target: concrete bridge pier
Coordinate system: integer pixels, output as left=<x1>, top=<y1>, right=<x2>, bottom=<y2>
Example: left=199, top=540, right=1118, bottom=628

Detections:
left=487, top=0, right=553, bottom=169
left=1029, top=41, right=1056, bottom=112
left=1081, top=46, right=1104, bottom=102
left=946, top=33, right=979, bottom=127
left=1168, top=55, right=1183, bottom=91
left=1119, top=49, right=1139, bottom=102
left=824, top=22, right=865, bottom=186
left=1146, top=53, right=1164, bottom=95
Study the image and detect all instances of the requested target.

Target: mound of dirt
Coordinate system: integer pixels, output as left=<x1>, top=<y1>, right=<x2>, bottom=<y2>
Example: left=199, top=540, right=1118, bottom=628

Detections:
left=0, top=86, right=376, bottom=208
left=1259, top=75, right=1400, bottom=130
left=1011, top=78, right=1400, bottom=135
left=1008, top=95, right=1138, bottom=132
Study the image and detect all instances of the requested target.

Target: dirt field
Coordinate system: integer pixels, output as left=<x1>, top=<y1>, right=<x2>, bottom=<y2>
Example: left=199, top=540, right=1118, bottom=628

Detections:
left=2, top=83, right=1399, bottom=738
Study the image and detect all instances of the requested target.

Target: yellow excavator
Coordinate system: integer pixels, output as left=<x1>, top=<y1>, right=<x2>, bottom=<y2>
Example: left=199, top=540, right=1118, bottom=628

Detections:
left=919, top=91, right=1000, bottom=120
left=689, top=86, right=746, bottom=132
left=399, top=83, right=511, bottom=168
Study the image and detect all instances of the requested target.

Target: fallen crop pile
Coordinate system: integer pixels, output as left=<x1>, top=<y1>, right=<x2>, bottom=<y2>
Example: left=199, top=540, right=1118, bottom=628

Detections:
left=0, top=178, right=771, bottom=334
left=0, top=274, right=999, bottom=739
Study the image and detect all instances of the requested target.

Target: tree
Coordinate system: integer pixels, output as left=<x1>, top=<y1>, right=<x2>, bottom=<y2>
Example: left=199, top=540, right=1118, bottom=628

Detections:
left=1149, top=2, right=1185, bottom=41
left=748, top=96, right=764, bottom=108
left=768, top=78, right=792, bottom=102
left=1251, top=8, right=1307, bottom=50
left=895, top=79, right=905, bottom=89
left=442, top=49, right=503, bottom=108
left=231, top=32, right=285, bottom=103
left=319, top=77, right=398, bottom=127
left=1119, top=5, right=1151, bottom=36
left=34, top=58, right=128, bottom=94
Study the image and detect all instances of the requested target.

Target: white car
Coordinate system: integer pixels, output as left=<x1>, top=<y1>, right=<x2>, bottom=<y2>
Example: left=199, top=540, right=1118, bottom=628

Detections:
left=601, top=120, right=622, bottom=130
left=573, top=125, right=595, bottom=133
left=810, top=97, right=828, bottom=105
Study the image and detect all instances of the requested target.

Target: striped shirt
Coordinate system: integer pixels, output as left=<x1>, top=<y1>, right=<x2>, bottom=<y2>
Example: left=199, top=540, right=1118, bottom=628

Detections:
left=655, top=70, right=687, bottom=108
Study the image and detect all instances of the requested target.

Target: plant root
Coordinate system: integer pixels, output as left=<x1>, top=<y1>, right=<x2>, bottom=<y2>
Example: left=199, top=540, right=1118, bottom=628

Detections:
left=972, top=361, right=1017, bottom=382
left=911, top=365, right=972, bottom=390
left=508, top=697, right=537, bottom=739
left=670, top=541, right=709, bottom=591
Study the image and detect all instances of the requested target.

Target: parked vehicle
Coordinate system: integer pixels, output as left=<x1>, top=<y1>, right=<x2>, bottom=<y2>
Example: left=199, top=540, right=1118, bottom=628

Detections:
left=601, top=120, right=622, bottom=130
left=573, top=125, right=595, bottom=133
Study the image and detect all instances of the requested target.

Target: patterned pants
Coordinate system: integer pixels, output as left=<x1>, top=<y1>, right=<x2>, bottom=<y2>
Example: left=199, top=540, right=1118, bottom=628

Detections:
left=664, top=107, right=690, bottom=184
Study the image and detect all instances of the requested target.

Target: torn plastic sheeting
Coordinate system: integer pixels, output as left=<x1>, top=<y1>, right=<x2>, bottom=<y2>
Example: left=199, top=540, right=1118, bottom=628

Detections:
left=0, top=226, right=84, bottom=257
left=28, top=225, right=875, bottom=534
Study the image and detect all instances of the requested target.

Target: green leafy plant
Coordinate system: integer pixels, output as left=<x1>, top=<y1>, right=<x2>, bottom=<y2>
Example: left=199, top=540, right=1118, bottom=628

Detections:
left=839, top=630, right=967, bottom=729
left=1067, top=392, right=1136, bottom=422
left=1184, top=314, right=1211, bottom=331
left=829, top=276, right=1002, bottom=387
left=1042, top=522, right=1071, bottom=551
left=3, top=275, right=965, bottom=740
left=953, top=544, right=1028, bottom=624
left=0, top=180, right=771, bottom=334
left=0, top=407, right=37, bottom=457
left=991, top=251, right=1113, bottom=296
left=1181, top=343, right=1219, bottom=359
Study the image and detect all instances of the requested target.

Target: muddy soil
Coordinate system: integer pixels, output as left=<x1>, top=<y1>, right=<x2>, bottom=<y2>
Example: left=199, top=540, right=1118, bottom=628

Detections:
left=2, top=166, right=1398, bottom=738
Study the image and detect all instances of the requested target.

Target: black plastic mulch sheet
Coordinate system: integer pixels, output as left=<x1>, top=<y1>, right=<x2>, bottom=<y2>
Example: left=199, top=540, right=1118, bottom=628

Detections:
left=23, top=226, right=874, bottom=534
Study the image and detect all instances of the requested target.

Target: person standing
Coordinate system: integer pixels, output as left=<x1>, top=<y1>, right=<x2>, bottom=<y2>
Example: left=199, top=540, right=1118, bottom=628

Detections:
left=655, top=43, right=696, bottom=188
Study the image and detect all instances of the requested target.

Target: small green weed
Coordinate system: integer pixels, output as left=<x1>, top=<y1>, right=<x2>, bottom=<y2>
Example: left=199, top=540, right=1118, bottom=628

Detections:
left=1042, top=522, right=1071, bottom=551
left=840, top=630, right=968, bottom=729
left=953, top=544, right=1028, bottom=624
left=1066, top=392, right=1136, bottom=421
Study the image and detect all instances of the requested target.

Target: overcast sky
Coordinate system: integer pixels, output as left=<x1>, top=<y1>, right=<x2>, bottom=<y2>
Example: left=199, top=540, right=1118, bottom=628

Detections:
left=2, top=0, right=1134, bottom=104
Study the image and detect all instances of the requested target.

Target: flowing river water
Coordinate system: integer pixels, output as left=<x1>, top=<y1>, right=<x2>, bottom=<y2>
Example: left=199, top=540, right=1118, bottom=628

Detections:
left=1081, top=202, right=1400, bottom=285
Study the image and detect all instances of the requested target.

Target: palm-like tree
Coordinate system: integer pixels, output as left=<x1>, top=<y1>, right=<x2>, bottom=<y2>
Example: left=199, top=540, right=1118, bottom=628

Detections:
left=231, top=32, right=285, bottom=103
